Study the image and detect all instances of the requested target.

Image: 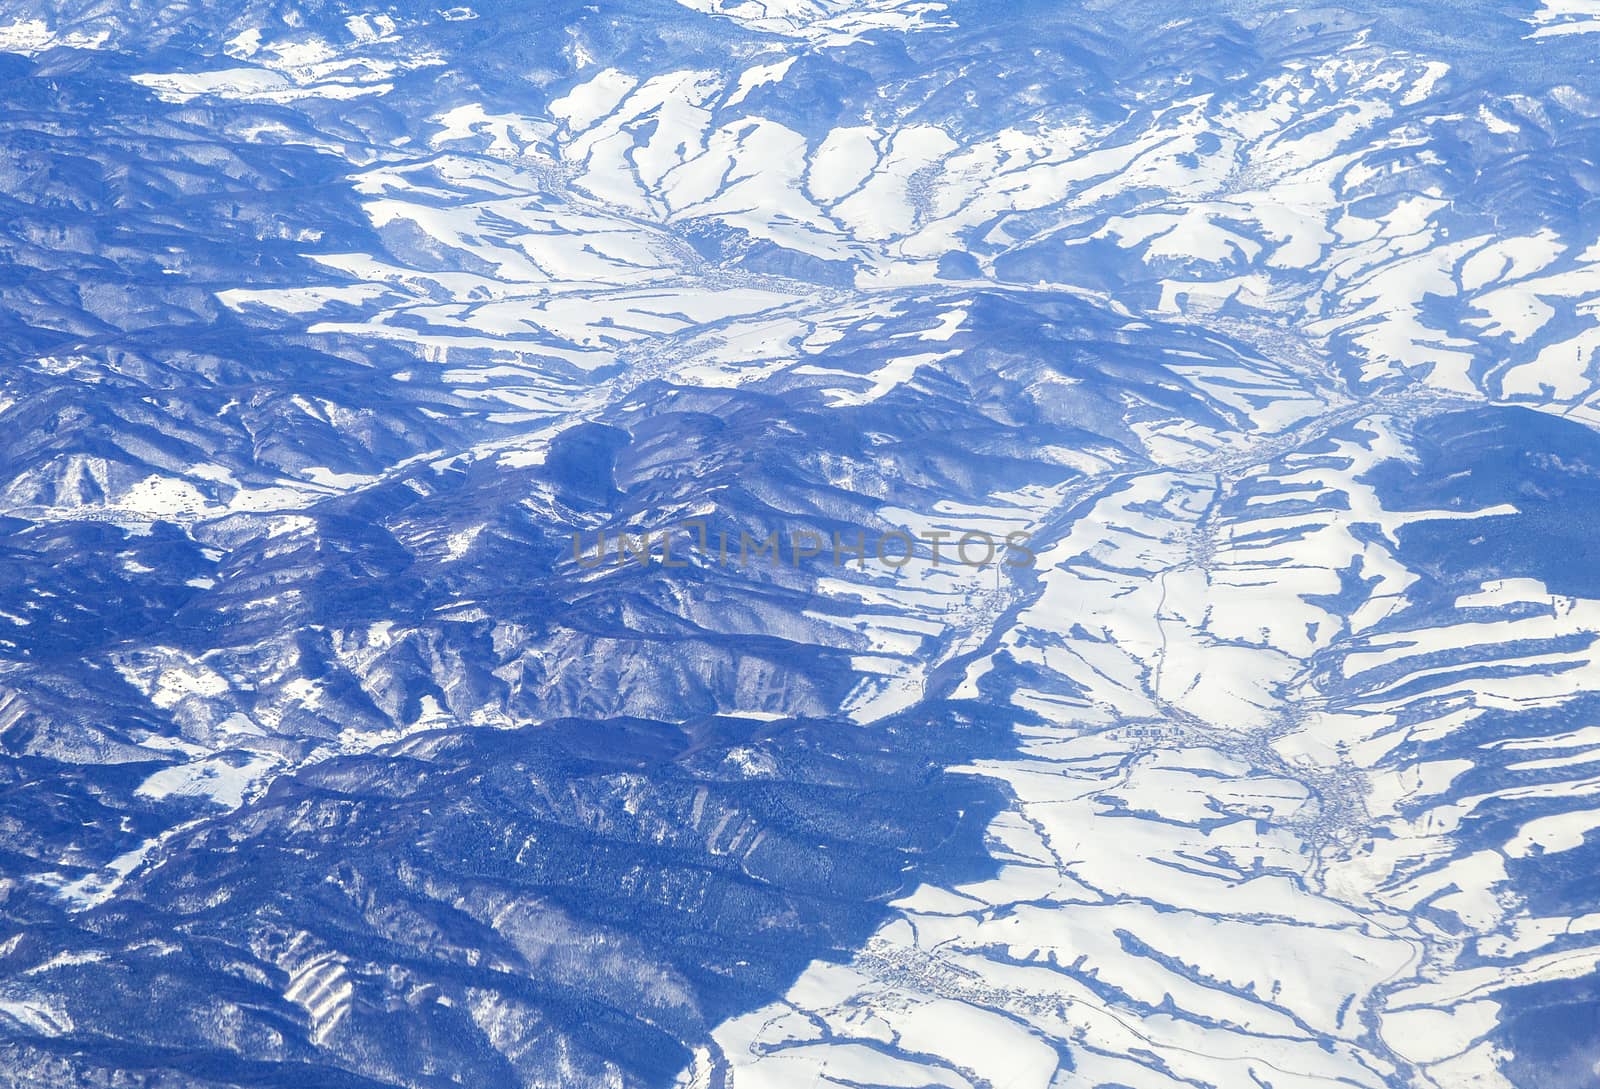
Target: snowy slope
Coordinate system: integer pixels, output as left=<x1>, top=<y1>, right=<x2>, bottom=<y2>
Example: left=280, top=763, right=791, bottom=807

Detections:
left=0, top=1, right=1598, bottom=1087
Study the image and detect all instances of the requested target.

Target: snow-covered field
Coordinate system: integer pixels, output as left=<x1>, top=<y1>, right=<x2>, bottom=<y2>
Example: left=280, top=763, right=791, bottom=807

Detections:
left=0, top=0, right=1598, bottom=1086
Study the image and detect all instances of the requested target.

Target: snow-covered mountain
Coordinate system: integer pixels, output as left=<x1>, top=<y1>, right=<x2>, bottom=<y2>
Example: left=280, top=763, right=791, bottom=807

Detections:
left=1, top=1, right=1599, bottom=1086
